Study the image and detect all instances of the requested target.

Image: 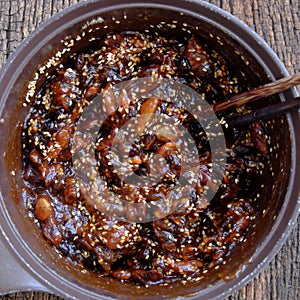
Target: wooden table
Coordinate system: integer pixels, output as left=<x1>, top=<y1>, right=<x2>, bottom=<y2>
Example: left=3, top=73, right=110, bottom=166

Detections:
left=0, top=0, right=299, bottom=299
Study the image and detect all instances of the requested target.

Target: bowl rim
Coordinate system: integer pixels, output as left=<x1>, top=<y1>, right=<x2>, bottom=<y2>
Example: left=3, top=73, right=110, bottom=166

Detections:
left=0, top=0, right=299, bottom=299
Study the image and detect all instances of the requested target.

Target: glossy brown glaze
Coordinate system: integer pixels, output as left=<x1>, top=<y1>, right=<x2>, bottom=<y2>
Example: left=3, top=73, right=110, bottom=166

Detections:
left=22, top=31, right=269, bottom=286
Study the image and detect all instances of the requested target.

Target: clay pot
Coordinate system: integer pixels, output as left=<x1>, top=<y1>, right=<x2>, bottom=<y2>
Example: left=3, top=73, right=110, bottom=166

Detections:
left=0, top=0, right=299, bottom=299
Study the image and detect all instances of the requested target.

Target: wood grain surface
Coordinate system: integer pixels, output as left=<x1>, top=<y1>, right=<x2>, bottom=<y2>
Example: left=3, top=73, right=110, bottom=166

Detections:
left=0, top=0, right=299, bottom=299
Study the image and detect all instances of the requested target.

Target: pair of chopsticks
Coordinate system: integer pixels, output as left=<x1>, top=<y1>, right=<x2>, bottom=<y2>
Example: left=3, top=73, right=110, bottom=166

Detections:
left=213, top=72, right=300, bottom=127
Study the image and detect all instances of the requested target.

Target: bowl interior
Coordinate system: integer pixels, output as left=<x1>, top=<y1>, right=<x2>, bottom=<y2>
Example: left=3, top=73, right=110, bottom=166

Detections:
left=0, top=1, right=297, bottom=299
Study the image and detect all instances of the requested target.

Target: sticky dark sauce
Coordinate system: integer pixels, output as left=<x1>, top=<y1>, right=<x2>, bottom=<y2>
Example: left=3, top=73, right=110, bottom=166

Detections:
left=22, top=31, right=268, bottom=285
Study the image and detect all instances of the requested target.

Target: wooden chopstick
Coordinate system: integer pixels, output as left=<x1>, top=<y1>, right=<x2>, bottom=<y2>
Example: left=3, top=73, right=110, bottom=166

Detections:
left=213, top=72, right=300, bottom=113
left=227, top=96, right=300, bottom=127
